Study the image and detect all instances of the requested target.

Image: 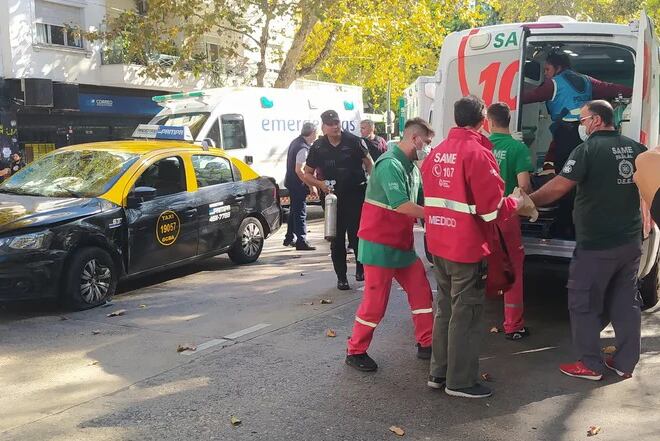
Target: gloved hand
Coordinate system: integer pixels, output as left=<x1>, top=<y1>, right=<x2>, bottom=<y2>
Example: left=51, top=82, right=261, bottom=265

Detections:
left=512, top=187, right=538, bottom=222
left=511, top=131, right=523, bottom=141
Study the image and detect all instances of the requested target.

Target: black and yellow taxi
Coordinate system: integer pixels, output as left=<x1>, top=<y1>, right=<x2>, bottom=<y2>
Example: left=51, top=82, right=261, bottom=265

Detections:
left=0, top=125, right=281, bottom=309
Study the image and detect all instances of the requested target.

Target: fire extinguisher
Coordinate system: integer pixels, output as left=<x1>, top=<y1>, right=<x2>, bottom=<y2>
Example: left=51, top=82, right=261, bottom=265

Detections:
left=324, top=180, right=337, bottom=242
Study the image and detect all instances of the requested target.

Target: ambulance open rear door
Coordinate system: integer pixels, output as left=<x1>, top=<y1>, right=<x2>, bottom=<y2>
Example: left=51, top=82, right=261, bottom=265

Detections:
left=623, top=10, right=659, bottom=149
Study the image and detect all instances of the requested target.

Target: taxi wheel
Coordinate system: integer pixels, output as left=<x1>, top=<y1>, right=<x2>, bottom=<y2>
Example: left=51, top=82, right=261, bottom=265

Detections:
left=228, top=217, right=264, bottom=264
left=62, top=247, right=117, bottom=310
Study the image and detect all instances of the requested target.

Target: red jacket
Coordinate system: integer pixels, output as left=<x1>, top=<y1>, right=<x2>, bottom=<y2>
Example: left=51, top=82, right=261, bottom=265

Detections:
left=421, top=127, right=518, bottom=263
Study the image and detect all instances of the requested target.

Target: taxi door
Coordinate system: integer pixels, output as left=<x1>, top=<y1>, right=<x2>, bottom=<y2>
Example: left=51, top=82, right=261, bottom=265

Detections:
left=125, top=155, right=199, bottom=274
left=191, top=153, right=240, bottom=253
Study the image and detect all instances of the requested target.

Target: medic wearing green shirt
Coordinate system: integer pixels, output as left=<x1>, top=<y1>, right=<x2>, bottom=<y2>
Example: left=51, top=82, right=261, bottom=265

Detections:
left=345, top=118, right=435, bottom=373
left=487, top=102, right=533, bottom=341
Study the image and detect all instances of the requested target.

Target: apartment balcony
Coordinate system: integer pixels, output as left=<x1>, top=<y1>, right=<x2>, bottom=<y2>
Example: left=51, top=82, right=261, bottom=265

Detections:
left=98, top=46, right=210, bottom=92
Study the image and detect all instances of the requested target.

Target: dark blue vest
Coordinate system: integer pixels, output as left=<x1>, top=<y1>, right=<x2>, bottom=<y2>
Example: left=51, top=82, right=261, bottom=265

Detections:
left=284, top=136, right=309, bottom=193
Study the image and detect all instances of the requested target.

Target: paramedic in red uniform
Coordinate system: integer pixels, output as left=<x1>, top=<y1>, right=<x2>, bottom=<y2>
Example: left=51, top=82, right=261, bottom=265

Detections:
left=345, top=118, right=435, bottom=372
left=422, top=96, right=522, bottom=398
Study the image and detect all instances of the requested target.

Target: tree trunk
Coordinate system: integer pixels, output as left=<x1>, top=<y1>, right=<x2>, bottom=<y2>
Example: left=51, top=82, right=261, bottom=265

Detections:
left=273, top=11, right=319, bottom=88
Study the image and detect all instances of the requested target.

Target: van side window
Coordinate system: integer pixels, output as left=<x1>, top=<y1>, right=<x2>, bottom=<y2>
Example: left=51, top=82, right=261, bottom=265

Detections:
left=134, top=156, right=186, bottom=197
left=191, top=155, right=234, bottom=187
left=220, top=114, right=247, bottom=150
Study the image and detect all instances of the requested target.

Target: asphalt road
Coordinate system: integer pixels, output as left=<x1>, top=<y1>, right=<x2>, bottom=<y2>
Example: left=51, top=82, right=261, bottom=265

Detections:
left=1, top=211, right=659, bottom=441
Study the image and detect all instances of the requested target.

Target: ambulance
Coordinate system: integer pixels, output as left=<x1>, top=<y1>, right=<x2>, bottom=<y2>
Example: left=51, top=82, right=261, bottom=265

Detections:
left=428, top=12, right=660, bottom=309
left=147, top=80, right=364, bottom=202
left=402, top=75, right=437, bottom=123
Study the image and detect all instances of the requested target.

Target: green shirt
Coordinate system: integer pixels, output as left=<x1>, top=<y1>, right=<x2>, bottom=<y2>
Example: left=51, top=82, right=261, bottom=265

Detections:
left=358, top=145, right=421, bottom=268
left=560, top=130, right=646, bottom=250
left=489, top=132, right=534, bottom=196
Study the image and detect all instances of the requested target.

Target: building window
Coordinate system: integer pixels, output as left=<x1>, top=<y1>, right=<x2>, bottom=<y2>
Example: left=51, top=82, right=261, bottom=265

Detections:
left=34, top=0, right=84, bottom=49
left=36, top=23, right=83, bottom=48
left=207, top=43, right=221, bottom=62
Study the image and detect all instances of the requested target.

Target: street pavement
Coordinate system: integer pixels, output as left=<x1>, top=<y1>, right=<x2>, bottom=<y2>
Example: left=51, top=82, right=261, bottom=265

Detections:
left=1, top=209, right=659, bottom=441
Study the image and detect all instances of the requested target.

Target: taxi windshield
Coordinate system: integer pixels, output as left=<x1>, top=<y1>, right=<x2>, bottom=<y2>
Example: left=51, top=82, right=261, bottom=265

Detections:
left=0, top=150, right=139, bottom=198
left=153, top=112, right=210, bottom=137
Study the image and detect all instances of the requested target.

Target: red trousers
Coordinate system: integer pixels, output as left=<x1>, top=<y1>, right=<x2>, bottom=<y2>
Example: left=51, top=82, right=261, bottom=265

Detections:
left=499, top=215, right=525, bottom=334
left=347, top=259, right=434, bottom=355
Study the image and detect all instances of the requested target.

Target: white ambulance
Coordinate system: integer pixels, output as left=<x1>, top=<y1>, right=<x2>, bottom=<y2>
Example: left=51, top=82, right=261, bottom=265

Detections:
left=147, top=80, right=364, bottom=200
left=402, top=75, right=437, bottom=123
left=428, top=12, right=660, bottom=309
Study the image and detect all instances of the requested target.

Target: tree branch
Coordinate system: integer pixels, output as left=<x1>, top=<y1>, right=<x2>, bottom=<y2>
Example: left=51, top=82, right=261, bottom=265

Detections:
left=296, top=25, right=340, bottom=77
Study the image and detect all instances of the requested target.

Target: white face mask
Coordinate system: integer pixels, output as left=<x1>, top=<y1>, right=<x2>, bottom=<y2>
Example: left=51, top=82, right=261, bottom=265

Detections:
left=416, top=145, right=431, bottom=161
left=578, top=124, right=589, bottom=141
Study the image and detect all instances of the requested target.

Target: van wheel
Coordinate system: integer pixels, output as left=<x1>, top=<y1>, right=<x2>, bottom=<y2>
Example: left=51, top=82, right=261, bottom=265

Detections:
left=228, top=217, right=264, bottom=264
left=640, top=256, right=660, bottom=312
left=62, top=247, right=117, bottom=310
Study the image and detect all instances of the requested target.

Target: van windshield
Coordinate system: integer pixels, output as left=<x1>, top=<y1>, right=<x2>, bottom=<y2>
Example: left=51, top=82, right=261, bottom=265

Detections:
left=152, top=112, right=210, bottom=138
left=0, top=150, right=139, bottom=198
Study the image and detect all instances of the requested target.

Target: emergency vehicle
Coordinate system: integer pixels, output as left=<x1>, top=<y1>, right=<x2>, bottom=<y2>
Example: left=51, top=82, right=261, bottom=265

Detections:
left=402, top=76, right=437, bottom=123
left=428, top=12, right=660, bottom=309
left=147, top=80, right=364, bottom=204
left=0, top=125, right=281, bottom=310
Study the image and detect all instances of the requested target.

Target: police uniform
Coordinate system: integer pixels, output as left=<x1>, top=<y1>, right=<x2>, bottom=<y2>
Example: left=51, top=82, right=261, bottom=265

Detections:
left=306, top=130, right=369, bottom=282
left=560, top=130, right=646, bottom=375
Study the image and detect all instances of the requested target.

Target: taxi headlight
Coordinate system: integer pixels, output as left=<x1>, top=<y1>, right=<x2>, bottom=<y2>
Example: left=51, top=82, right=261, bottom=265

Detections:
left=4, top=231, right=52, bottom=250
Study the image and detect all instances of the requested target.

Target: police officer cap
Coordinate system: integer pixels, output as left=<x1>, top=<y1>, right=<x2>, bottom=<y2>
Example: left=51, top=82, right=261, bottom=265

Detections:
left=321, top=110, right=340, bottom=124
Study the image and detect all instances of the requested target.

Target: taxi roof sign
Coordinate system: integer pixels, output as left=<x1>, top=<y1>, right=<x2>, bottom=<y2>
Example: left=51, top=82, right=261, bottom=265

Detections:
left=132, top=124, right=193, bottom=141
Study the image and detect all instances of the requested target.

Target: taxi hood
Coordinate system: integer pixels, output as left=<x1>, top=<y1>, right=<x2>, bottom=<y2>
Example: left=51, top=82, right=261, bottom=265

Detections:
left=0, top=194, right=104, bottom=234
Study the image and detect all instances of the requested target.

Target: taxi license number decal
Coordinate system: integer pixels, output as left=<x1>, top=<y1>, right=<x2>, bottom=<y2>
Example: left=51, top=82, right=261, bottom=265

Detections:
left=156, top=210, right=180, bottom=246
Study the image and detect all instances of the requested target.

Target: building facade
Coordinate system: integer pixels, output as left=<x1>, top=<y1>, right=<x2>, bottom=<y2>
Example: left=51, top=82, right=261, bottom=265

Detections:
left=0, top=0, right=259, bottom=160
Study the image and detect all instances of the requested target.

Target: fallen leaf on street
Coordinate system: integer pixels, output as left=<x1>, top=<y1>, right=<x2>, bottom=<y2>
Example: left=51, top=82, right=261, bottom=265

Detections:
left=88, top=361, right=99, bottom=366
left=481, top=373, right=493, bottom=382
left=489, top=327, right=499, bottom=333
left=231, top=416, right=242, bottom=426
left=176, top=344, right=197, bottom=353
left=326, top=329, right=337, bottom=338
left=106, top=309, right=126, bottom=317
left=320, top=299, right=333, bottom=304
left=602, top=346, right=616, bottom=354
left=92, top=330, right=101, bottom=335
left=300, top=272, right=305, bottom=276
left=139, top=304, right=147, bottom=309
left=389, top=426, right=405, bottom=436
left=302, top=302, right=314, bottom=306
left=587, top=426, right=601, bottom=436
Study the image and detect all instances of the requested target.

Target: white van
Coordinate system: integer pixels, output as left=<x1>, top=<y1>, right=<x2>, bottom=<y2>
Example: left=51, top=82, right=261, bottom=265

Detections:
left=402, top=75, right=437, bottom=123
left=148, top=80, right=364, bottom=199
left=429, top=12, right=660, bottom=309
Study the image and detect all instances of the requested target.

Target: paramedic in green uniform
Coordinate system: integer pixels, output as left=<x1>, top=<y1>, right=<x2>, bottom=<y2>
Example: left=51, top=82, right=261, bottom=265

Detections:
left=345, top=118, right=435, bottom=372
left=487, top=102, right=533, bottom=340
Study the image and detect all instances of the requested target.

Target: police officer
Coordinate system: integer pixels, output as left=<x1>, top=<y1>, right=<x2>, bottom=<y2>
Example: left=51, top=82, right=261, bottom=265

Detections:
left=283, top=122, right=318, bottom=250
left=530, top=100, right=646, bottom=381
left=303, top=110, right=374, bottom=290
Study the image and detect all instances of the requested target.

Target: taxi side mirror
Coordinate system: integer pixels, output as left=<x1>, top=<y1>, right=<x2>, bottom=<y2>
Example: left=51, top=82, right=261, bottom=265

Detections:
left=127, top=186, right=157, bottom=208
